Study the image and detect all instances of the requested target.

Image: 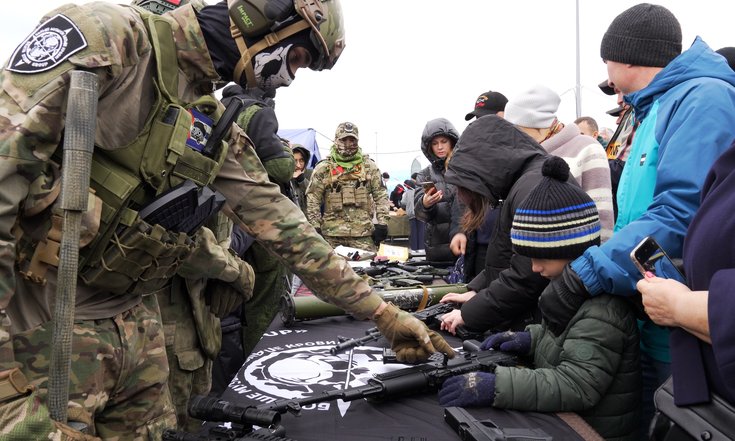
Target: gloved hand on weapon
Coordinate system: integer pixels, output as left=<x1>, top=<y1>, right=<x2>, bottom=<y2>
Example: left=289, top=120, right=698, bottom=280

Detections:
left=438, top=372, right=496, bottom=407
left=373, top=302, right=456, bottom=363
left=537, top=265, right=590, bottom=336
left=480, top=331, right=532, bottom=355
left=371, top=224, right=388, bottom=245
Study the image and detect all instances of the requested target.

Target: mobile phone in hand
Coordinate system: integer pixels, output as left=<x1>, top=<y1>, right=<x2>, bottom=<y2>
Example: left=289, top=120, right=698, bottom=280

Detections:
left=630, top=236, right=685, bottom=281
left=419, top=181, right=436, bottom=192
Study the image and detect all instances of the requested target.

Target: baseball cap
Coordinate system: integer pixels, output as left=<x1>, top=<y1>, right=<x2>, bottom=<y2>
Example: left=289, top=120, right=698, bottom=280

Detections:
left=598, top=79, right=616, bottom=96
left=606, top=105, right=626, bottom=117
left=464, top=91, right=508, bottom=121
left=335, top=121, right=359, bottom=141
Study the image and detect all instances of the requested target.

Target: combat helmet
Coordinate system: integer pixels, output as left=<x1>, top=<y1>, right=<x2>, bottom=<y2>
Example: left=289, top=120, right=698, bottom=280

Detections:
left=228, top=0, right=345, bottom=88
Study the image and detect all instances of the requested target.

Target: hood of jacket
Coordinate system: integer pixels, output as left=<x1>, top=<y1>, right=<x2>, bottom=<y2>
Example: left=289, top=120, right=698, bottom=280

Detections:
left=627, top=37, right=735, bottom=121
left=420, top=118, right=460, bottom=170
left=445, top=115, right=547, bottom=202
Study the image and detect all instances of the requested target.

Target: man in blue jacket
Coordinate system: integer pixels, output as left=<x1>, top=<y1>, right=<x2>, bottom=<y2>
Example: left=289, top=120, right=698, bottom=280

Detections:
left=537, top=3, right=735, bottom=437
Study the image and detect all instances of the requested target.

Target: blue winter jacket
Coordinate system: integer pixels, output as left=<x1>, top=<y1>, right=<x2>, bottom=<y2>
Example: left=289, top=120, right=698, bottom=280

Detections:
left=570, top=37, right=735, bottom=362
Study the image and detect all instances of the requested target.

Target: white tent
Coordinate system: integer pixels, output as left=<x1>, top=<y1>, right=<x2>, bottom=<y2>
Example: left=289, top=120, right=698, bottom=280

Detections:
left=278, top=128, right=321, bottom=168
left=410, top=155, right=430, bottom=176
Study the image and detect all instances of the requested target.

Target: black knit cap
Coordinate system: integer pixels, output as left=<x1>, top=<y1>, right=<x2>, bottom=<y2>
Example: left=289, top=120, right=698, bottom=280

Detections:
left=511, top=157, right=601, bottom=259
left=600, top=3, right=682, bottom=68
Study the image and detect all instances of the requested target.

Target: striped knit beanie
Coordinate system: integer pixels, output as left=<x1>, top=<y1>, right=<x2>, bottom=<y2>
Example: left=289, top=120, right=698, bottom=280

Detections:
left=511, top=156, right=601, bottom=259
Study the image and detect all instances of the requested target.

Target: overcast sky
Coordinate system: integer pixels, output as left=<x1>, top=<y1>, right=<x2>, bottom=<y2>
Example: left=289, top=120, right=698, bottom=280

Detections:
left=3, top=1, right=734, bottom=182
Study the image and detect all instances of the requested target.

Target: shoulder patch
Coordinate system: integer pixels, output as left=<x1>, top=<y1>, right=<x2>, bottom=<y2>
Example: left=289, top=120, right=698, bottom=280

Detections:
left=7, top=14, right=88, bottom=74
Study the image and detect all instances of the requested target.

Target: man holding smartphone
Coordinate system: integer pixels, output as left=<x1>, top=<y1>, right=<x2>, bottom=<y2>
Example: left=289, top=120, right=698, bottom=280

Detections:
left=536, top=4, right=735, bottom=436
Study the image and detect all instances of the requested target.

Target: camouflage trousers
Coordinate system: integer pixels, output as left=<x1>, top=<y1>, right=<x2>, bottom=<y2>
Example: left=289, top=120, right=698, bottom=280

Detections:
left=324, top=235, right=377, bottom=252
left=241, top=242, right=290, bottom=358
left=157, top=280, right=214, bottom=432
left=11, top=293, right=176, bottom=441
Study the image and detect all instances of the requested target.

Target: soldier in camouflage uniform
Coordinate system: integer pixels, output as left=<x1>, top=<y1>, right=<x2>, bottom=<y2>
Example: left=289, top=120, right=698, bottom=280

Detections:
left=306, top=122, right=391, bottom=252
left=0, top=1, right=454, bottom=438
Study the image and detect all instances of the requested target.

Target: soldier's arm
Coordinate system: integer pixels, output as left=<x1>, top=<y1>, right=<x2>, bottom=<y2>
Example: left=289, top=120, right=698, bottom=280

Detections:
left=212, top=132, right=383, bottom=318
left=369, top=162, right=391, bottom=225
left=305, top=164, right=327, bottom=230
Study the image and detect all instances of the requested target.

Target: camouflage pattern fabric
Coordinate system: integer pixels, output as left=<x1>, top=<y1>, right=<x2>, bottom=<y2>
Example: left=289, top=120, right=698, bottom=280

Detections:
left=240, top=242, right=290, bottom=358
left=157, top=281, right=212, bottom=433
left=324, top=235, right=377, bottom=252
left=11, top=294, right=176, bottom=439
left=0, top=389, right=101, bottom=441
left=0, top=2, right=387, bottom=434
left=305, top=153, right=390, bottom=243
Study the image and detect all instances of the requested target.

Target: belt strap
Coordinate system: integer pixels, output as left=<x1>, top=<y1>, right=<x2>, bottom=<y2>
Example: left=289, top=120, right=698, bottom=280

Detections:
left=0, top=368, right=34, bottom=403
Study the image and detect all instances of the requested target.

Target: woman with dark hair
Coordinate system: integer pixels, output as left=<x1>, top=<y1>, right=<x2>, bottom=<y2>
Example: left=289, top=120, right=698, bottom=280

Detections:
left=413, top=118, right=462, bottom=264
left=439, top=115, right=565, bottom=335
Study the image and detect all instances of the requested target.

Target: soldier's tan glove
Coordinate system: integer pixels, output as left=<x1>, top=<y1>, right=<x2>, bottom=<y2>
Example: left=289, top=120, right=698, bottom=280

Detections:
left=206, top=260, right=255, bottom=318
left=0, top=368, right=99, bottom=441
left=374, top=303, right=456, bottom=364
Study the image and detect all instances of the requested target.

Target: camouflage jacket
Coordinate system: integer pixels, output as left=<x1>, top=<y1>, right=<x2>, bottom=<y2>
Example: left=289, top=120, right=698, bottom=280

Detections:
left=0, top=1, right=381, bottom=370
left=305, top=151, right=390, bottom=237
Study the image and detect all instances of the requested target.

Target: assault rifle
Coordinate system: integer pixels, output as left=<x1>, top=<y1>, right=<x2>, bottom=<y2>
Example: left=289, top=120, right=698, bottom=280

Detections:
left=163, top=425, right=298, bottom=441
left=330, top=302, right=485, bottom=355
left=444, top=406, right=552, bottom=441
left=190, top=341, right=518, bottom=422
left=356, top=260, right=450, bottom=288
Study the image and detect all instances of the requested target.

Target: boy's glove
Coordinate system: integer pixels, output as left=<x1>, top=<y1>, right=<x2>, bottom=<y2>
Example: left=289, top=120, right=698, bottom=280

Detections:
left=537, top=265, right=589, bottom=336
left=438, top=372, right=496, bottom=407
left=371, top=224, right=388, bottom=245
left=374, top=303, right=456, bottom=363
left=480, top=331, right=531, bottom=355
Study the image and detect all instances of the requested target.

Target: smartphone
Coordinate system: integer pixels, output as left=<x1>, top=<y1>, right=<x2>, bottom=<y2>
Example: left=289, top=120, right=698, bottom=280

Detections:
left=419, top=181, right=436, bottom=192
left=630, top=236, right=685, bottom=281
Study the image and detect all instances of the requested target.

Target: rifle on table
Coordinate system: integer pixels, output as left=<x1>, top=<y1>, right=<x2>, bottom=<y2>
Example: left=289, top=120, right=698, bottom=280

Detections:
left=190, top=341, right=518, bottom=421
left=330, top=301, right=485, bottom=355
left=330, top=301, right=459, bottom=355
left=280, top=283, right=468, bottom=325
left=163, top=425, right=298, bottom=441
left=444, top=406, right=552, bottom=441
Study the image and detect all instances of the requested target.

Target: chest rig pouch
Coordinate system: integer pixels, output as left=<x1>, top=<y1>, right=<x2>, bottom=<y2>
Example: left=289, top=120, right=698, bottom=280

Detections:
left=16, top=12, right=229, bottom=296
left=325, top=161, right=369, bottom=212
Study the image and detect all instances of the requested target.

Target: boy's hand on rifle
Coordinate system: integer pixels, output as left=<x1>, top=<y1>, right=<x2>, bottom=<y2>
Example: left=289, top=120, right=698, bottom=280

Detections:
left=374, top=302, right=456, bottom=363
left=438, top=372, right=495, bottom=407
left=480, top=331, right=531, bottom=355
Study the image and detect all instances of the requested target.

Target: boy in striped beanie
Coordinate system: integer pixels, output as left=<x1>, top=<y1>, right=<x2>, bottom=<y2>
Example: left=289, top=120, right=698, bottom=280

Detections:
left=439, top=156, right=640, bottom=440
left=510, top=155, right=601, bottom=278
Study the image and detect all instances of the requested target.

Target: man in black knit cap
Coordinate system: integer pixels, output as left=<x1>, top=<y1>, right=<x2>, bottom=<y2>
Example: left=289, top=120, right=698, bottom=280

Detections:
left=536, top=3, right=735, bottom=438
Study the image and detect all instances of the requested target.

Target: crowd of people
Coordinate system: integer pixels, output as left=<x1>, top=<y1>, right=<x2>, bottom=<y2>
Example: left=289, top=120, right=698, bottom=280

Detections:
left=0, top=1, right=733, bottom=440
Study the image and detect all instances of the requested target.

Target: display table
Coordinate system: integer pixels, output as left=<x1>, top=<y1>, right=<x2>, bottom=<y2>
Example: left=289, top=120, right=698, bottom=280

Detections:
left=215, top=314, right=601, bottom=441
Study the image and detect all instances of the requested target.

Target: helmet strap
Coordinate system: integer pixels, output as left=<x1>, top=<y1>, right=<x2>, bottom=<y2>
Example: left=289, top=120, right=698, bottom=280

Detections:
left=229, top=19, right=310, bottom=87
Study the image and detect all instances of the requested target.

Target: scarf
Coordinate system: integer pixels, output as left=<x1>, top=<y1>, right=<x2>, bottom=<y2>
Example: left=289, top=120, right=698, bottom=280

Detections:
left=330, top=145, right=364, bottom=172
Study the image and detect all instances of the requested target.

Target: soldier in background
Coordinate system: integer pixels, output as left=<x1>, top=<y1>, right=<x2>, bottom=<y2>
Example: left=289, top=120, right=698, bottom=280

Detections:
left=0, top=0, right=454, bottom=439
left=306, top=122, right=391, bottom=252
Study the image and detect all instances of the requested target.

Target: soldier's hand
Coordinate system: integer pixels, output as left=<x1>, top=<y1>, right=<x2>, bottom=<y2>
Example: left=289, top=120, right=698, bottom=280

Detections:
left=374, top=302, right=456, bottom=363
left=0, top=368, right=99, bottom=441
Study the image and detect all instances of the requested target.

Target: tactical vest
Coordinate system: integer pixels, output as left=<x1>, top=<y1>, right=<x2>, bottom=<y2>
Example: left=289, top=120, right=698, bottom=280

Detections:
left=15, top=12, right=228, bottom=296
left=323, top=158, right=371, bottom=212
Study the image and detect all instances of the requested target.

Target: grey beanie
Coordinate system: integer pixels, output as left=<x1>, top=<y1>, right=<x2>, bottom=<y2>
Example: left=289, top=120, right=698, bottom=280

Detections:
left=600, top=3, right=682, bottom=67
left=504, top=85, right=561, bottom=129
